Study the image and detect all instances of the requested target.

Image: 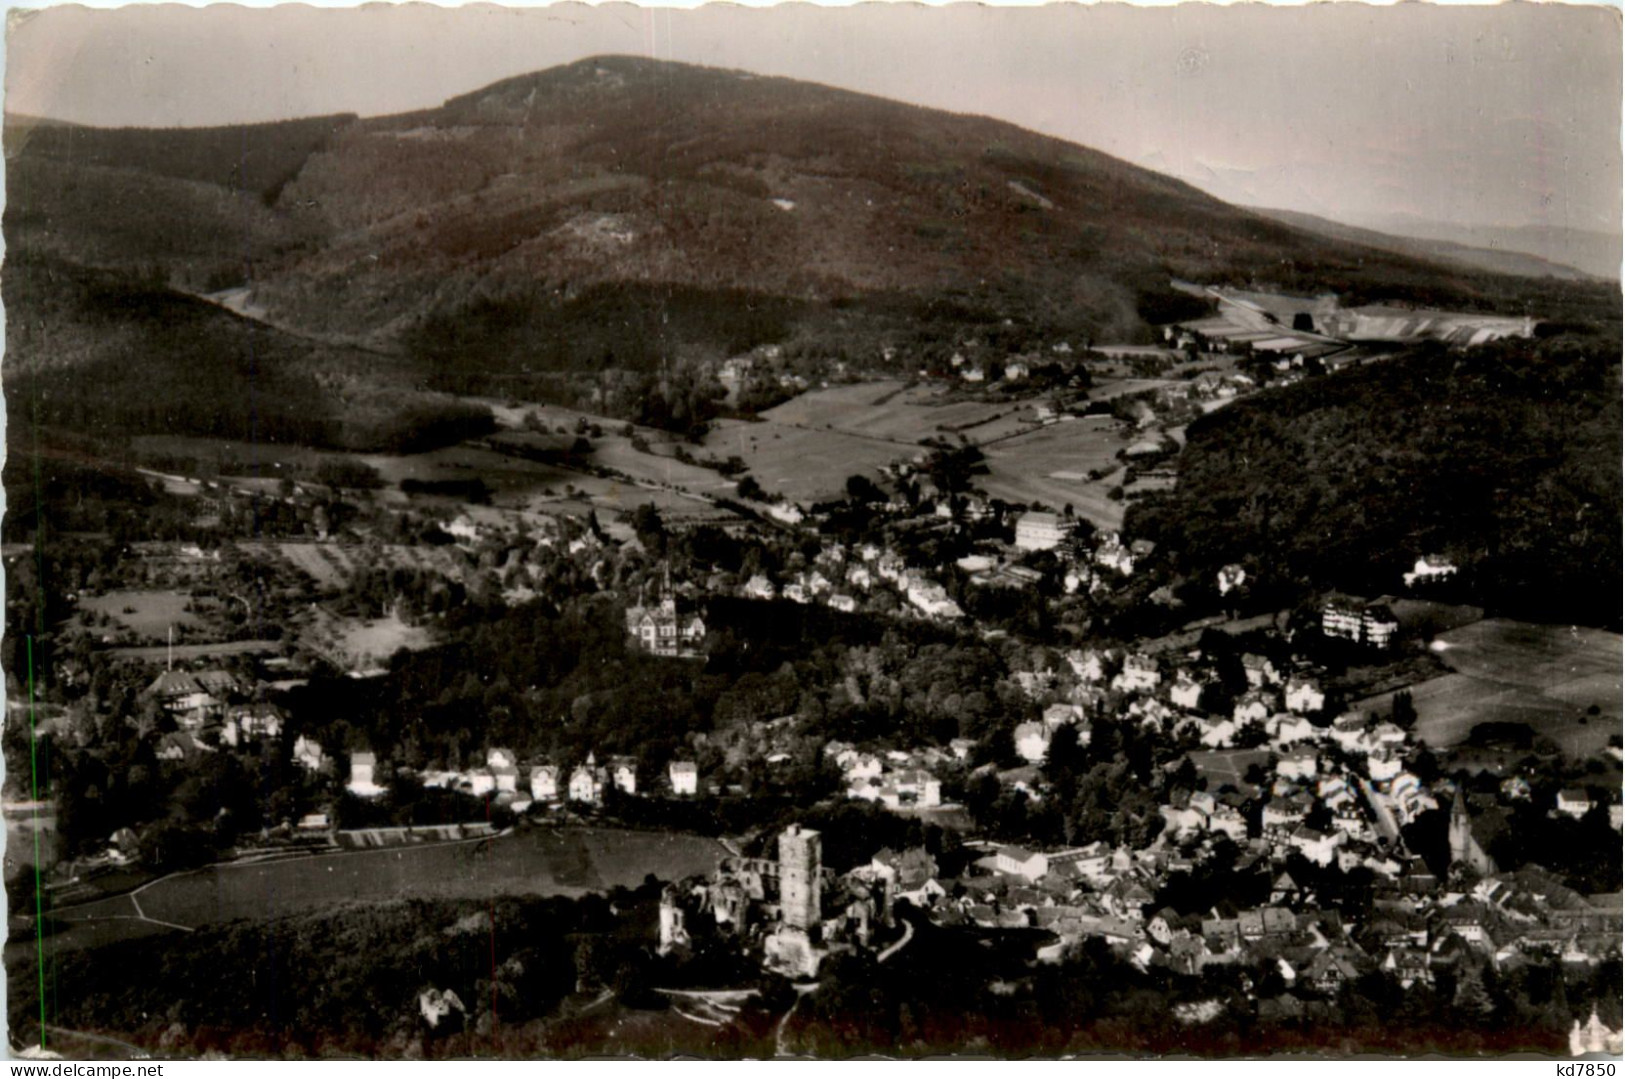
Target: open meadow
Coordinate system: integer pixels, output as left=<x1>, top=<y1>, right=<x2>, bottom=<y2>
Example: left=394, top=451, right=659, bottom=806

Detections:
left=704, top=419, right=902, bottom=504
left=481, top=405, right=745, bottom=525
left=356, top=443, right=579, bottom=508
left=1083, top=377, right=1180, bottom=401
left=1354, top=618, right=1623, bottom=758
left=485, top=398, right=892, bottom=517
left=719, top=380, right=1147, bottom=517
left=235, top=542, right=472, bottom=591
left=36, top=827, right=728, bottom=956
left=4, top=814, right=59, bottom=870
left=265, top=542, right=356, bottom=588
left=131, top=432, right=588, bottom=513
left=586, top=433, right=739, bottom=496
left=76, top=590, right=200, bottom=638
left=130, top=434, right=335, bottom=475
left=301, top=609, right=437, bottom=670
left=977, top=417, right=1131, bottom=528
left=762, top=381, right=1032, bottom=445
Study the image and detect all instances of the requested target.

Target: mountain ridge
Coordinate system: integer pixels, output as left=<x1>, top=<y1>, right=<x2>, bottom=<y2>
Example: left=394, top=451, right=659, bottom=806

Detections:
left=1249, top=206, right=1601, bottom=283
left=1356, top=212, right=1622, bottom=283
left=5, top=56, right=1619, bottom=418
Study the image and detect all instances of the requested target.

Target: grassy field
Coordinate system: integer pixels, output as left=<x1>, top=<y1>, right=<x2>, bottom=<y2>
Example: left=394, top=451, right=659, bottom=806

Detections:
left=7, top=913, right=173, bottom=961
left=358, top=444, right=578, bottom=507
left=333, top=613, right=434, bottom=665
left=77, top=590, right=200, bottom=638
left=587, top=436, right=738, bottom=496
left=1354, top=619, right=1622, bottom=758
left=45, top=827, right=726, bottom=952
left=763, top=381, right=1029, bottom=446
left=704, top=419, right=902, bottom=504
left=132, top=381, right=1137, bottom=530
left=948, top=407, right=1040, bottom=443
left=715, top=380, right=1148, bottom=514
left=297, top=609, right=437, bottom=670
left=129, top=434, right=335, bottom=474
left=131, top=423, right=721, bottom=530
left=487, top=398, right=896, bottom=512
left=761, top=380, right=912, bottom=438
left=131, top=431, right=595, bottom=517
left=745, top=387, right=1137, bottom=526
left=479, top=403, right=744, bottom=525
left=233, top=542, right=474, bottom=593
left=270, top=542, right=351, bottom=588
left=1387, top=599, right=1488, bottom=639
left=1086, top=377, right=1180, bottom=401
left=1431, top=619, right=1621, bottom=707
left=4, top=816, right=58, bottom=869
left=977, top=417, right=1130, bottom=528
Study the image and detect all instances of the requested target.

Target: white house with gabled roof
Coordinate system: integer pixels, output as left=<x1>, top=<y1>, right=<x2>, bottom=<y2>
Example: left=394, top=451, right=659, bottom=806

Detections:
left=610, top=758, right=638, bottom=795
left=292, top=735, right=326, bottom=773
left=1233, top=691, right=1275, bottom=726
left=1015, top=721, right=1051, bottom=763
left=1330, top=713, right=1370, bottom=751
left=1267, top=713, right=1319, bottom=748
left=1217, top=564, right=1247, bottom=596
left=1403, top=555, right=1458, bottom=588
left=1067, top=648, right=1110, bottom=684
left=1113, top=653, right=1160, bottom=693
left=669, top=760, right=699, bottom=796
left=569, top=756, right=603, bottom=803
left=1276, top=748, right=1319, bottom=782
left=1241, top=654, right=1282, bottom=688
left=1557, top=789, right=1595, bottom=819
left=1284, top=677, right=1326, bottom=714
left=347, top=752, right=384, bottom=798
left=996, top=846, right=1049, bottom=881
left=1365, top=747, right=1403, bottom=783
left=1168, top=670, right=1205, bottom=711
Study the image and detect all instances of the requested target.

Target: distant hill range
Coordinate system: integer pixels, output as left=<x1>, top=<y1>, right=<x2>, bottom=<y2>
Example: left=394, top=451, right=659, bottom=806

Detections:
left=1358, top=213, right=1622, bottom=284
left=1253, top=207, right=1619, bottom=283
left=4, top=56, right=1619, bottom=441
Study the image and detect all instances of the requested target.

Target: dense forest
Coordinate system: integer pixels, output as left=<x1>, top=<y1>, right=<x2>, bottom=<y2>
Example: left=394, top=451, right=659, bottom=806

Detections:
left=7, top=113, right=356, bottom=204
left=408, top=282, right=811, bottom=379
left=1129, top=330, right=1623, bottom=628
left=2, top=254, right=495, bottom=453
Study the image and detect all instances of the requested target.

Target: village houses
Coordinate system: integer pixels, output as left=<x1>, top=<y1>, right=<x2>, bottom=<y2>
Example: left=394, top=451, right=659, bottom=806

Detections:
left=1113, top=653, right=1160, bottom=693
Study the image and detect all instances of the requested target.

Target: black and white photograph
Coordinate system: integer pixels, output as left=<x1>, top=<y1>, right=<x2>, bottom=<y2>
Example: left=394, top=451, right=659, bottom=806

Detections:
left=2, top=0, right=1621, bottom=1061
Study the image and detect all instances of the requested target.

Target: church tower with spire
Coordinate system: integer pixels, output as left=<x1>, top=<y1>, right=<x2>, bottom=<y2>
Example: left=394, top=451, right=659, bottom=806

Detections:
left=1448, top=790, right=1498, bottom=879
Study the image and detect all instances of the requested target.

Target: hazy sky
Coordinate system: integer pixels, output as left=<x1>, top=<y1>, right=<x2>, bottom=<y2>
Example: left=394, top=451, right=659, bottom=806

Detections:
left=5, top=2, right=1620, bottom=234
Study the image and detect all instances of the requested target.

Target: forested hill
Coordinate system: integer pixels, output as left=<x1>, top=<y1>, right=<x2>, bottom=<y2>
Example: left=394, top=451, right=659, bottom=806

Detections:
left=6, top=112, right=356, bottom=201
left=1128, top=330, right=1622, bottom=630
left=6, top=55, right=1619, bottom=456
left=1, top=253, right=495, bottom=454
left=9, top=55, right=1619, bottom=374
